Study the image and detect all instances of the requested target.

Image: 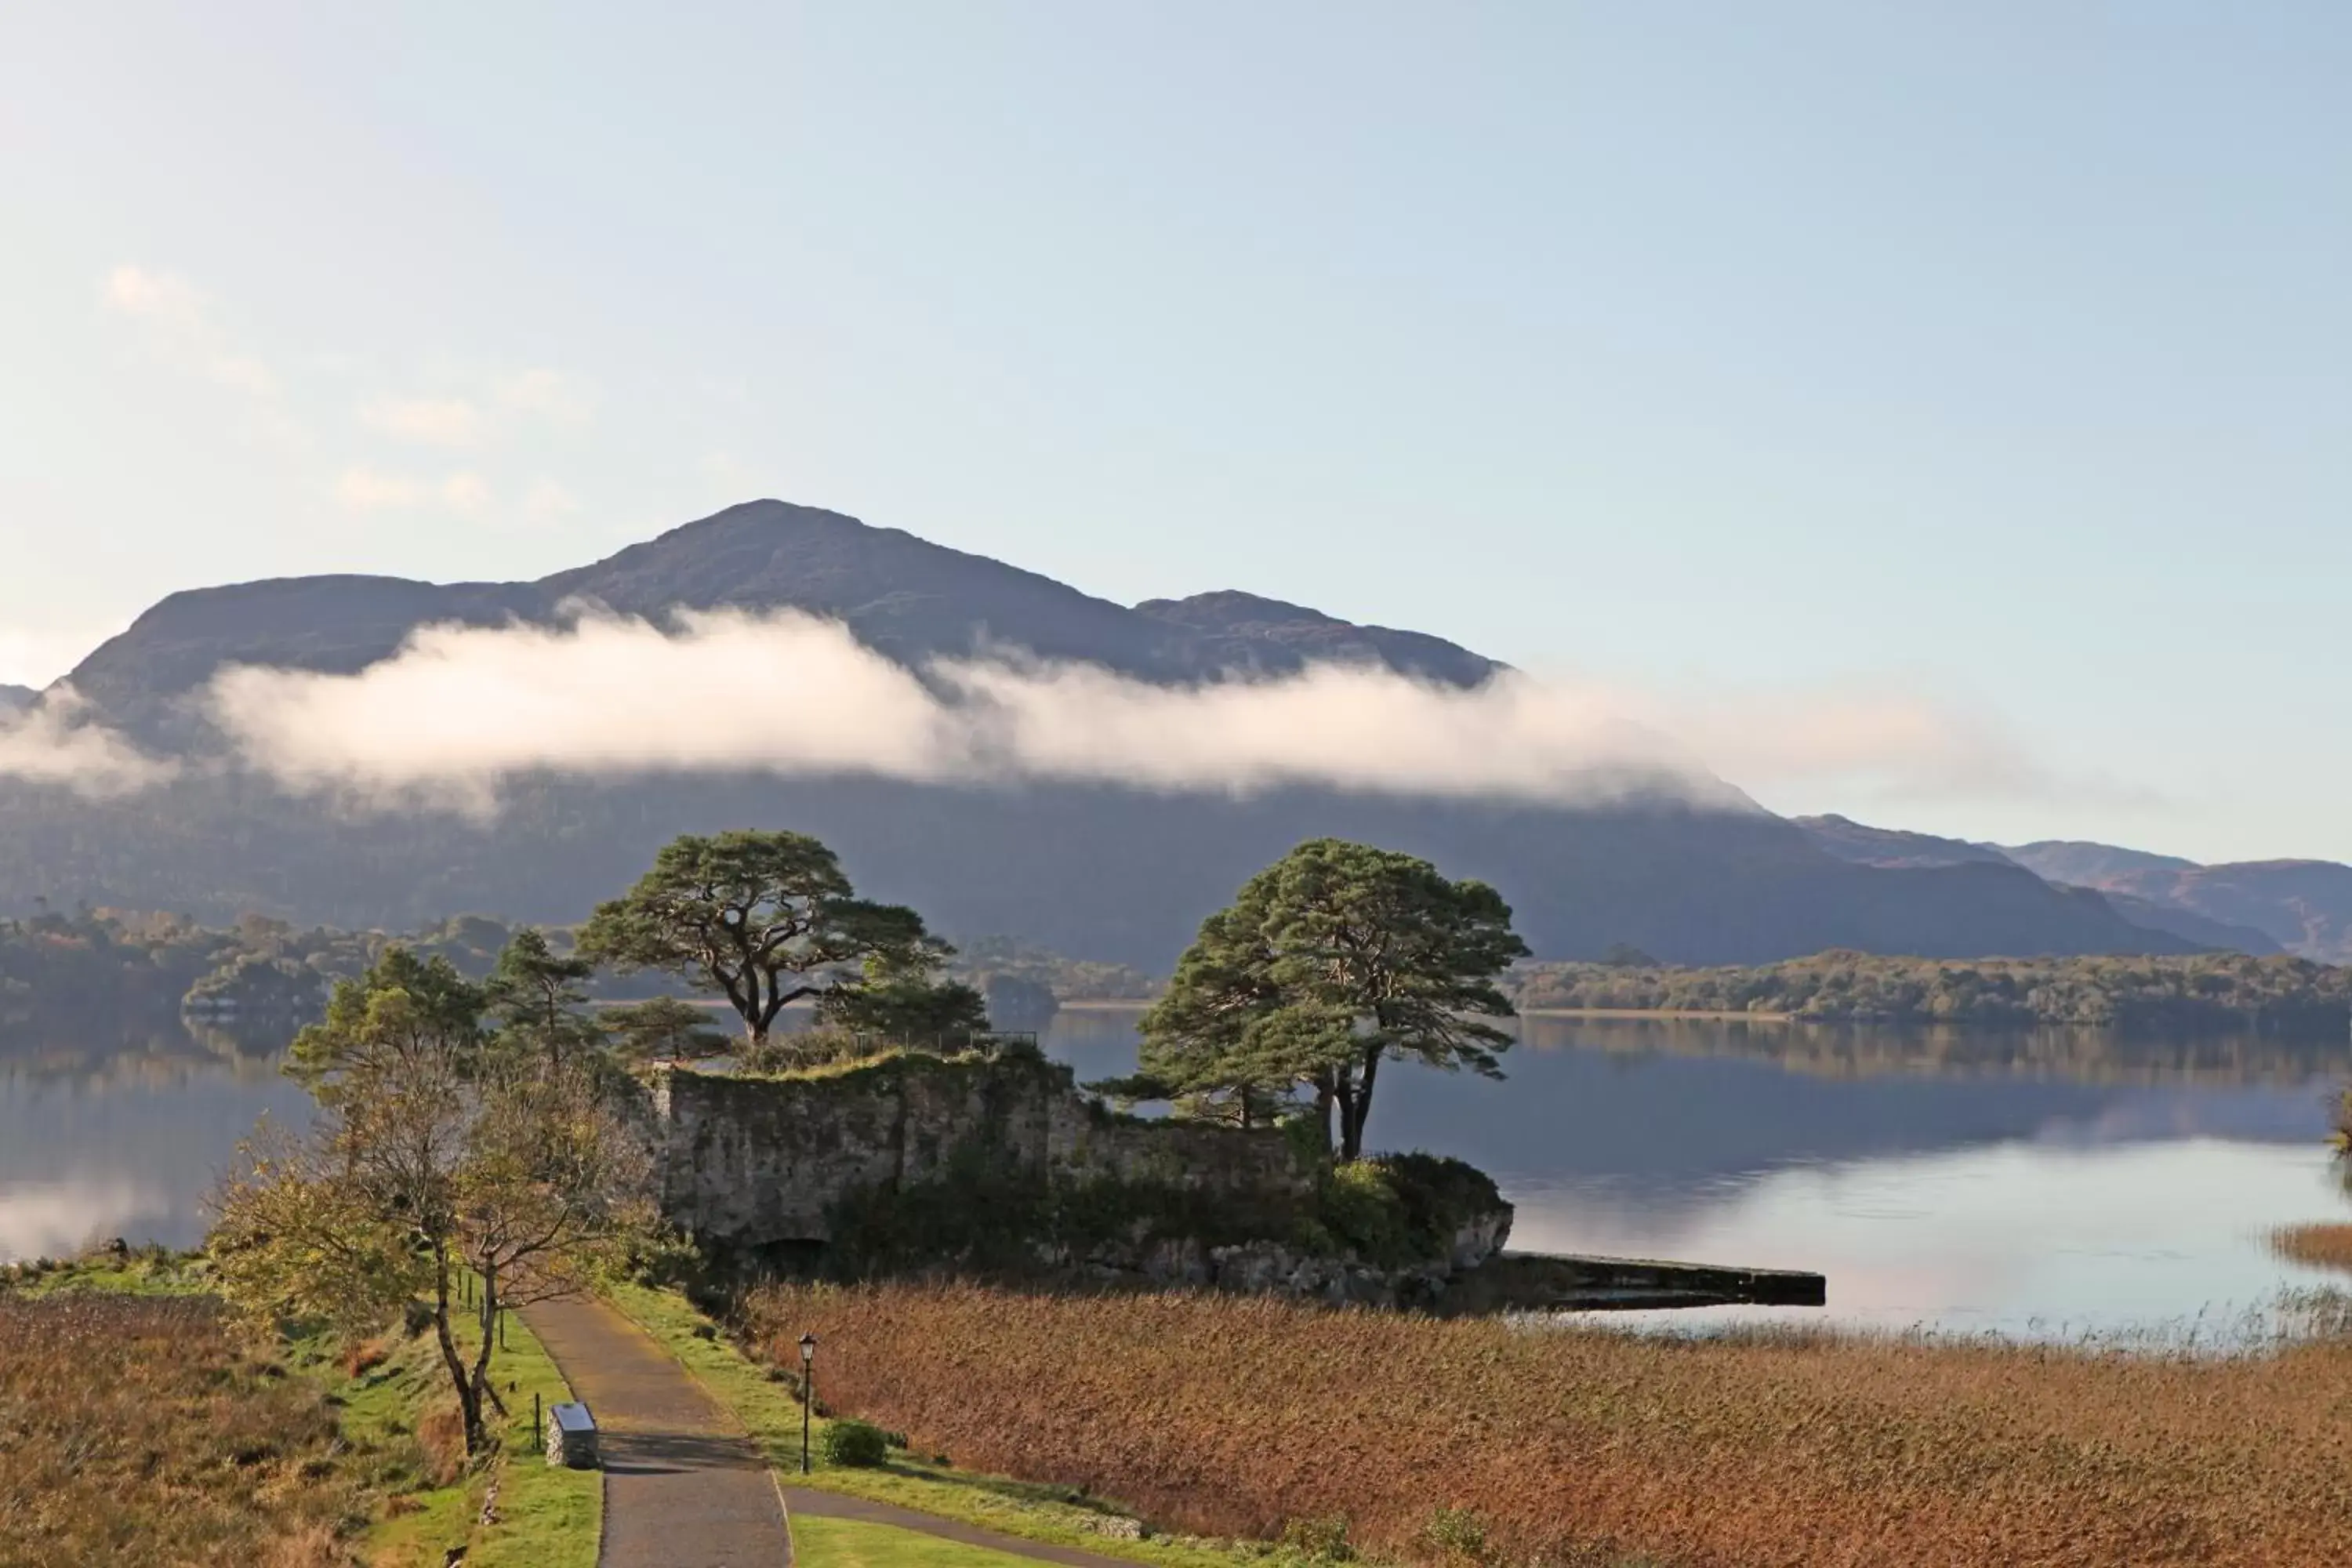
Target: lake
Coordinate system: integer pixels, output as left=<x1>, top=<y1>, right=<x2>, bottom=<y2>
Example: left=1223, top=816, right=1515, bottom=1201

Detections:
left=9, top=1008, right=2351, bottom=1339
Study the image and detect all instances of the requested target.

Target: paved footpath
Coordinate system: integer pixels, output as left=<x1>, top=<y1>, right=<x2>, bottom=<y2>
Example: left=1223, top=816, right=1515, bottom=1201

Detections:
left=523, top=1293, right=1139, bottom=1568
left=524, top=1293, right=790, bottom=1566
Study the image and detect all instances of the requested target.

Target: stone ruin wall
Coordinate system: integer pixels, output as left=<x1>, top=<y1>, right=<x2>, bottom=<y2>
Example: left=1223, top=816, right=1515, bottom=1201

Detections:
left=644, top=1056, right=1319, bottom=1253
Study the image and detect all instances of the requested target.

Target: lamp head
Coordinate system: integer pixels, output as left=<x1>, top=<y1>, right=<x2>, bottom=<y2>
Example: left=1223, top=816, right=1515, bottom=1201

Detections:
left=799, top=1332, right=817, bottom=1364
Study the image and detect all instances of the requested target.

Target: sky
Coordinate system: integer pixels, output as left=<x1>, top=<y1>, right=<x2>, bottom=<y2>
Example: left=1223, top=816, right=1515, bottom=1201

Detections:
left=2, top=3, right=2348, bottom=862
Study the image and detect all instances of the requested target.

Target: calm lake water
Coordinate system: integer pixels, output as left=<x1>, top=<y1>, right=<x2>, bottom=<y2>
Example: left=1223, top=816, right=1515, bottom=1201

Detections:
left=8, top=1009, right=2351, bottom=1340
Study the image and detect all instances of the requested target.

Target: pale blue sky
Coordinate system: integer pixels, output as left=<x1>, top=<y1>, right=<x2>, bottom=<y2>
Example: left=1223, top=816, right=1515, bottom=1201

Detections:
left=3, top=4, right=2347, bottom=861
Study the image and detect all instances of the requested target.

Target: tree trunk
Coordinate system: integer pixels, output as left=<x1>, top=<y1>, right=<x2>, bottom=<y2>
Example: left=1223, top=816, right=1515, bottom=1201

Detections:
left=429, top=1248, right=486, bottom=1455
left=1345, top=1047, right=1383, bottom=1161
left=469, top=1258, right=506, bottom=1434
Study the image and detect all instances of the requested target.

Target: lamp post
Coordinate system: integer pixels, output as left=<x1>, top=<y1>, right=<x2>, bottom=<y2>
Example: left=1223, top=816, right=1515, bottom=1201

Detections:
left=799, top=1333, right=817, bottom=1474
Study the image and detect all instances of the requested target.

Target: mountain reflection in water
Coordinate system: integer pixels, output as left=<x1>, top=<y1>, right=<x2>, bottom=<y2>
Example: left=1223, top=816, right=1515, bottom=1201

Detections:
left=9, top=1011, right=2352, bottom=1338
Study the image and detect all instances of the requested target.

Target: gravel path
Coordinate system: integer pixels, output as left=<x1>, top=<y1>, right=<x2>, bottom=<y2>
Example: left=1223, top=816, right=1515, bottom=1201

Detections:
left=523, top=1293, right=792, bottom=1566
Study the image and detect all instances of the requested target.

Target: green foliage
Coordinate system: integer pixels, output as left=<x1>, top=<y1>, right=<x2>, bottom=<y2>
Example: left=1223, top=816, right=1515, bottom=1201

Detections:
left=1276, top=1515, right=1356, bottom=1562
left=1512, top=948, right=2352, bottom=1033
left=213, top=949, right=658, bottom=1454
left=1423, top=1506, right=1490, bottom=1565
left=815, top=942, right=993, bottom=1047
left=577, top=829, right=940, bottom=1049
left=1309, top=1154, right=1502, bottom=1268
left=597, top=994, right=731, bottom=1062
left=818, top=1417, right=891, bottom=1468
left=484, top=927, right=604, bottom=1066
left=1139, top=839, right=1529, bottom=1158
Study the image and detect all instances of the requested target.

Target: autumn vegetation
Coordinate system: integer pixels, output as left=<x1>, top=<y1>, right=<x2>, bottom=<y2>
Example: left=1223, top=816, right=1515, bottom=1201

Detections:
left=0, top=1291, right=361, bottom=1568
left=748, top=1280, right=2352, bottom=1568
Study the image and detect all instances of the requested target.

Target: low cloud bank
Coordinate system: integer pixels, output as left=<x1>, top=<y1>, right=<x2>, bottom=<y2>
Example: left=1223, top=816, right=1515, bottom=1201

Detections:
left=198, top=608, right=2020, bottom=815
left=0, top=691, right=178, bottom=796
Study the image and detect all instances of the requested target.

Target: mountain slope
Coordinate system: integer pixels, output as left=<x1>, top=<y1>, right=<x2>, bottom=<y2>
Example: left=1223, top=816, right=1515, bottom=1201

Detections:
left=2002, top=845, right=2352, bottom=966
left=0, top=686, right=33, bottom=713
left=1800, top=815, right=2281, bottom=956
left=64, top=502, right=1504, bottom=746
left=2002, top=840, right=2199, bottom=886
left=1797, top=814, right=2016, bottom=871
left=4, top=501, right=2202, bottom=966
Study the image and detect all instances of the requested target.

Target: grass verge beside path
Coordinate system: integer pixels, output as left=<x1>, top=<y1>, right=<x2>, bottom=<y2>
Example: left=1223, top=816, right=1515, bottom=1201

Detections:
left=793, top=1516, right=1046, bottom=1566
left=347, top=1283, right=597, bottom=1568
left=600, top=1280, right=1253, bottom=1568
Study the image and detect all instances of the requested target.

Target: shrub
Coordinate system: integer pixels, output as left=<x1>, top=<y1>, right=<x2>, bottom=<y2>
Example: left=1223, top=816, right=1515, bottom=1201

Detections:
left=818, top=1417, right=890, bottom=1468
left=340, top=1338, right=390, bottom=1378
left=1279, top=1513, right=1356, bottom=1561
left=1424, top=1506, right=1489, bottom=1565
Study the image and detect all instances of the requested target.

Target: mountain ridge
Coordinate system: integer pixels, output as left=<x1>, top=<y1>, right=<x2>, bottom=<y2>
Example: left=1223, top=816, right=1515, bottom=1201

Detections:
left=0, top=500, right=2207, bottom=967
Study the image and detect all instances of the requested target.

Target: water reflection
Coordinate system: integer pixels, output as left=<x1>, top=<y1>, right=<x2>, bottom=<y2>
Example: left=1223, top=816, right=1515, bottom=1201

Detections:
left=9, top=1011, right=2352, bottom=1338
left=0, top=1020, right=312, bottom=1260
left=1051, top=1009, right=2352, bottom=1338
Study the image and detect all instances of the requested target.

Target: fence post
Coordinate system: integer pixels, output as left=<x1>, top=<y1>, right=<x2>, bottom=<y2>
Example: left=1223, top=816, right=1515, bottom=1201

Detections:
left=534, top=1392, right=542, bottom=1451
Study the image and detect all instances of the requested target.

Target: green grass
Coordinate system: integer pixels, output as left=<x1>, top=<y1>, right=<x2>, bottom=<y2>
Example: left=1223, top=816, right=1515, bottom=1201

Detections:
left=1, top=1243, right=216, bottom=1297
left=793, top=1515, right=1054, bottom=1566
left=600, top=1279, right=1263, bottom=1568
left=339, top=1284, right=598, bottom=1568
left=466, top=1298, right=601, bottom=1568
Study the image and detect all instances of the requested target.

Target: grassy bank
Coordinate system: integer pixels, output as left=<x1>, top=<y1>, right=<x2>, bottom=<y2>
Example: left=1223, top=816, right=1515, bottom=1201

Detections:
left=741, top=1279, right=2352, bottom=1568
left=0, top=1252, right=595, bottom=1568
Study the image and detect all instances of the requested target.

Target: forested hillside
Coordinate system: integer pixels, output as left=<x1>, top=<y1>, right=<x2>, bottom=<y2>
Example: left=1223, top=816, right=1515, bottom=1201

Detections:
left=1512, top=949, right=2352, bottom=1032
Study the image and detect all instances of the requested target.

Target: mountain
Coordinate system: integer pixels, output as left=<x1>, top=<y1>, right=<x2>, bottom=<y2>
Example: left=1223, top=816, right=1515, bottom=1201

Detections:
left=1796, top=814, right=2016, bottom=872
left=2004, top=843, right=2352, bottom=965
left=0, top=686, right=34, bottom=713
left=1, top=501, right=2201, bottom=967
left=1798, top=815, right=2283, bottom=956
left=64, top=504, right=1501, bottom=749
left=2002, top=841, right=2201, bottom=887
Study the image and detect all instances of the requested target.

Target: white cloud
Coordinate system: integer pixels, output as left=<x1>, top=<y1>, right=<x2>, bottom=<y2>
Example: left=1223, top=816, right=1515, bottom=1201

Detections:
left=204, top=607, right=2035, bottom=817
left=0, top=688, right=177, bottom=795
left=101, top=265, right=284, bottom=404
left=361, top=396, right=486, bottom=448
left=441, top=472, right=492, bottom=515
left=521, top=478, right=580, bottom=526
left=335, top=467, right=424, bottom=510
left=497, top=368, right=592, bottom=428
left=103, top=266, right=205, bottom=329
left=334, top=468, right=497, bottom=517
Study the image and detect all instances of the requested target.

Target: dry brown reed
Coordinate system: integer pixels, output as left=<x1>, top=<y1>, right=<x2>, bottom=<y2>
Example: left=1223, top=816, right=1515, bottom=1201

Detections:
left=2273, top=1221, right=2352, bottom=1273
left=747, top=1280, right=2352, bottom=1568
left=0, top=1294, right=361, bottom=1568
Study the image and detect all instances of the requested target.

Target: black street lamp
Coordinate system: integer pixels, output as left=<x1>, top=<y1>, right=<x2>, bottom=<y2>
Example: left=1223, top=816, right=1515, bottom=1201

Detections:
left=799, top=1333, right=818, bottom=1474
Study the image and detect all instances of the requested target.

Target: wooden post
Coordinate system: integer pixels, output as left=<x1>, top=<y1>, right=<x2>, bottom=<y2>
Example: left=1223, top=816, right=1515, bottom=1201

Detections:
left=534, top=1392, right=542, bottom=1451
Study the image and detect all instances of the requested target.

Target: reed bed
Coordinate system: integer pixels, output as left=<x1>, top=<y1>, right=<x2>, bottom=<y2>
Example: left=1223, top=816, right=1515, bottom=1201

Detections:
left=2273, top=1221, right=2352, bottom=1273
left=747, top=1281, right=2352, bottom=1568
left=0, top=1294, right=361, bottom=1568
